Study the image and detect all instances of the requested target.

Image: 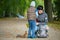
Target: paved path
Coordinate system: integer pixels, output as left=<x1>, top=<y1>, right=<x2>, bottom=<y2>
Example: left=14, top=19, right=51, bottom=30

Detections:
left=0, top=18, right=60, bottom=40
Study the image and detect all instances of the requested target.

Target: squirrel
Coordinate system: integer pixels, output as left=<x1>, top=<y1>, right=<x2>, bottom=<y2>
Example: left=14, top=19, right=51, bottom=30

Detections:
left=16, top=31, right=27, bottom=38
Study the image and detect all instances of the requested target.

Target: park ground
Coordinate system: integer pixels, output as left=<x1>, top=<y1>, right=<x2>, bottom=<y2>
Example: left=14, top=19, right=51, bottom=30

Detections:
left=0, top=18, right=60, bottom=40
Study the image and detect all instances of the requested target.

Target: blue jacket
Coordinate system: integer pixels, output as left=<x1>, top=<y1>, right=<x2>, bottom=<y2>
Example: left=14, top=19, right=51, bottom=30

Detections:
left=35, top=9, right=38, bottom=18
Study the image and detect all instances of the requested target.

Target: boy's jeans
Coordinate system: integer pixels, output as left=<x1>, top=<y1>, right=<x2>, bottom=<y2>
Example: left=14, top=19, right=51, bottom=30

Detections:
left=28, top=20, right=36, bottom=38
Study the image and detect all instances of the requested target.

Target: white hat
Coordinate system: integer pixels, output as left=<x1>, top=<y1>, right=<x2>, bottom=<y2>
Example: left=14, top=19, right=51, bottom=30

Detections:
left=30, top=1, right=35, bottom=7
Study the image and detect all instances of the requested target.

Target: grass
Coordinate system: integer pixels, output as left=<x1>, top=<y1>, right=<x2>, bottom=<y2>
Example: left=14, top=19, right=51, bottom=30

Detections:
left=48, top=21, right=60, bottom=30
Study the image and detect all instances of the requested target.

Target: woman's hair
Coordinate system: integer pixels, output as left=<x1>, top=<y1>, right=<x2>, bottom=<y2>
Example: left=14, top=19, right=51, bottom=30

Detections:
left=37, top=5, right=43, bottom=10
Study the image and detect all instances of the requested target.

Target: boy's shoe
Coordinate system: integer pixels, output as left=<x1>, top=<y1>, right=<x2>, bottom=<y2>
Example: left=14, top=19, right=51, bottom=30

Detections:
left=28, top=36, right=32, bottom=38
left=28, top=36, right=36, bottom=38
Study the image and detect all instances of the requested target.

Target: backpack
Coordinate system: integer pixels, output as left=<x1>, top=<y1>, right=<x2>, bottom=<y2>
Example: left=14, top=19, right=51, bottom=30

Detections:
left=35, top=25, right=48, bottom=38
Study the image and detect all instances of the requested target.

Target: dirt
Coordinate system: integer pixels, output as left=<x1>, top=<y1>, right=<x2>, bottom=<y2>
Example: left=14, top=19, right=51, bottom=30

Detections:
left=0, top=18, right=60, bottom=40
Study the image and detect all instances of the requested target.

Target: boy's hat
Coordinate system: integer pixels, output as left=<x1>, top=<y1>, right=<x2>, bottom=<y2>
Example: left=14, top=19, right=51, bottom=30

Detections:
left=30, top=1, right=35, bottom=7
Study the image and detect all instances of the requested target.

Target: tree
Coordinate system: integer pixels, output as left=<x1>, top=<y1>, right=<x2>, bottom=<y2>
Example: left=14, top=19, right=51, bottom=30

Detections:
left=54, top=0, right=60, bottom=21
left=0, top=0, right=45, bottom=18
left=0, top=0, right=32, bottom=17
left=35, top=0, right=44, bottom=7
left=44, top=0, right=53, bottom=22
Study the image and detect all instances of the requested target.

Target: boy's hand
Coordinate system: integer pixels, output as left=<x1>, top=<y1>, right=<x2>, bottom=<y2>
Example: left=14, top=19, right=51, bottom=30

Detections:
left=36, top=22, right=40, bottom=25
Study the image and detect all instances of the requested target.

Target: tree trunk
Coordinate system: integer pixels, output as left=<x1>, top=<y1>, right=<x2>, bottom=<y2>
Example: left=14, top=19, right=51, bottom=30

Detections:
left=44, top=0, right=53, bottom=22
